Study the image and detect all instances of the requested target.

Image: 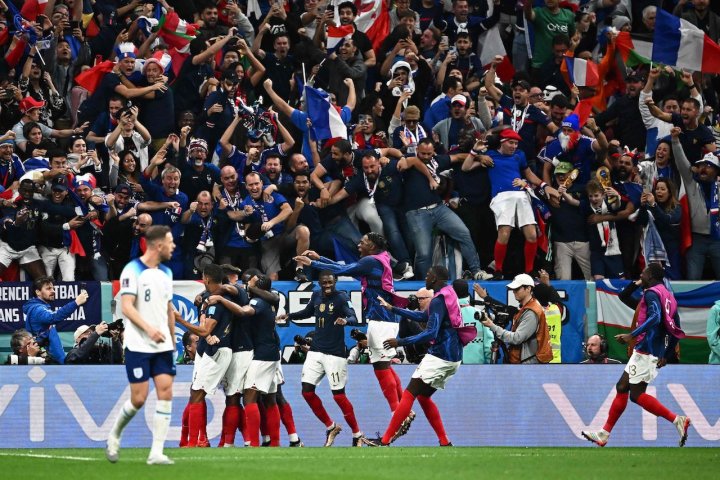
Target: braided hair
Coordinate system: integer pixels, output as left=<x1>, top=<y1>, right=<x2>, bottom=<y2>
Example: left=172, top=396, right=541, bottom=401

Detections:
left=366, top=232, right=388, bottom=252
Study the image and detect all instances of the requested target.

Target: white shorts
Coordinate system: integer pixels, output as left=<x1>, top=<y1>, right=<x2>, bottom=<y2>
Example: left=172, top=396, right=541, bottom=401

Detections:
left=489, top=190, right=537, bottom=228
left=191, top=347, right=233, bottom=395
left=411, top=353, right=461, bottom=390
left=624, top=351, right=659, bottom=385
left=275, top=363, right=285, bottom=386
left=301, top=351, right=348, bottom=390
left=367, top=320, right=400, bottom=364
left=222, top=350, right=253, bottom=395
left=244, top=359, right=281, bottom=394
left=0, top=243, right=41, bottom=266
left=191, top=352, right=204, bottom=383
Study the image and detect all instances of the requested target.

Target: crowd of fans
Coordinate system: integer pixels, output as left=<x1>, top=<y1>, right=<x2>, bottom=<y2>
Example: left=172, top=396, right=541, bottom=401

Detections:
left=0, top=0, right=719, bottom=285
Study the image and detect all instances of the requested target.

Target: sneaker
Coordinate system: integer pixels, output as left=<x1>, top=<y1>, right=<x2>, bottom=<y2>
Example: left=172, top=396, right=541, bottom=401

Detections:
left=261, top=440, right=271, bottom=447
left=674, top=415, right=691, bottom=447
left=364, top=434, right=389, bottom=447
left=581, top=430, right=609, bottom=447
left=352, top=435, right=368, bottom=447
left=294, top=268, right=308, bottom=282
left=146, top=453, right=174, bottom=465
left=473, top=270, right=493, bottom=281
left=289, top=439, right=304, bottom=447
left=105, top=433, right=120, bottom=463
left=401, top=263, right=414, bottom=280
left=440, top=441, right=454, bottom=447
left=391, top=410, right=416, bottom=442
left=492, top=271, right=504, bottom=281
left=324, top=423, right=342, bottom=447
left=198, top=438, right=211, bottom=448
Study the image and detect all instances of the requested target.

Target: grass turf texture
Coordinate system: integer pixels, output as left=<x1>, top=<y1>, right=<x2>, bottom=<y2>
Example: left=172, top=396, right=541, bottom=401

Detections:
left=0, top=447, right=717, bottom=479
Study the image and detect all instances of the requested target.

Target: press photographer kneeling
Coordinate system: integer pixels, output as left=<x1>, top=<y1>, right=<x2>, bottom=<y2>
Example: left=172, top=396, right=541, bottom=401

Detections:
left=65, top=320, right=124, bottom=364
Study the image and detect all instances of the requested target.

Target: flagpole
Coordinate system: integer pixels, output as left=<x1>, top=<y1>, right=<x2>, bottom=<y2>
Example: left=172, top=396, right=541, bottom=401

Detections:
left=34, top=46, right=46, bottom=66
left=308, top=58, right=326, bottom=84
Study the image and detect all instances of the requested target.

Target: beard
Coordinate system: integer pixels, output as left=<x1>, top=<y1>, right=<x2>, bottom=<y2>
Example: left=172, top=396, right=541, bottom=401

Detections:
left=558, top=131, right=579, bottom=152
left=613, top=167, right=630, bottom=181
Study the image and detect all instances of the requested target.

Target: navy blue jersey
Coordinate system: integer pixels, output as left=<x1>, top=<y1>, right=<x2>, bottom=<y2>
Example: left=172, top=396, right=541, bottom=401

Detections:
left=229, top=283, right=253, bottom=352
left=395, top=297, right=462, bottom=362
left=205, top=298, right=234, bottom=356
left=402, top=155, right=452, bottom=211
left=288, top=289, right=357, bottom=358
left=247, top=297, right=280, bottom=361
left=311, top=255, right=396, bottom=323
left=344, top=159, right=404, bottom=207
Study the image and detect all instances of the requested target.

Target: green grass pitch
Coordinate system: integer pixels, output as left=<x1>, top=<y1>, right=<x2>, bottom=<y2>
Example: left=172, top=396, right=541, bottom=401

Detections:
left=0, top=447, right=717, bottom=480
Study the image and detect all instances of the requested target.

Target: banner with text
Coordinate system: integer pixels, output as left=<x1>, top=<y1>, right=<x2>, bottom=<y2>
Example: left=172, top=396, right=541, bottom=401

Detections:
left=0, top=281, right=102, bottom=334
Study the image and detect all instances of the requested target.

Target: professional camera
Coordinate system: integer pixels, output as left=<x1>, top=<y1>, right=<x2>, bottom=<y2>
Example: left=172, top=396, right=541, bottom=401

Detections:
left=406, top=294, right=420, bottom=311
left=349, top=328, right=366, bottom=341
left=478, top=306, right=512, bottom=329
left=101, top=319, right=125, bottom=338
left=294, top=334, right=312, bottom=347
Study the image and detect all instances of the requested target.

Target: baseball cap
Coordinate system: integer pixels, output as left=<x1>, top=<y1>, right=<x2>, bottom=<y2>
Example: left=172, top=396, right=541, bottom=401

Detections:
left=51, top=176, right=68, bottom=192
left=450, top=94, right=467, bottom=106
left=499, top=129, right=522, bottom=142
left=507, top=273, right=535, bottom=290
left=73, top=325, right=94, bottom=343
left=114, top=183, right=132, bottom=196
left=697, top=152, right=720, bottom=169
left=554, top=161, right=574, bottom=174
left=19, top=97, right=45, bottom=114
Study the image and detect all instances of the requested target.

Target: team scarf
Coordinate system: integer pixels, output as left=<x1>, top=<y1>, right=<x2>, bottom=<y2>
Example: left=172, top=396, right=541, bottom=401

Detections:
left=592, top=200, right=621, bottom=256
left=402, top=124, right=426, bottom=153
left=710, top=180, right=720, bottom=240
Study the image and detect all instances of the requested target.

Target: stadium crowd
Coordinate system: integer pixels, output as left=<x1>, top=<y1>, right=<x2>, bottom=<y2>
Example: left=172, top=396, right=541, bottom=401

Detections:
left=0, top=0, right=719, bottom=286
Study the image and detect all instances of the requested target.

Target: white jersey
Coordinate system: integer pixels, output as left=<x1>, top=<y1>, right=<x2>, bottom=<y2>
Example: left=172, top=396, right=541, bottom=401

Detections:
left=119, top=258, right=174, bottom=353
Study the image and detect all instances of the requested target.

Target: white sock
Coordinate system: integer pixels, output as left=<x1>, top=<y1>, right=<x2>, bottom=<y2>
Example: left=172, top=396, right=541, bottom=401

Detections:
left=353, top=431, right=363, bottom=438
left=150, top=400, right=172, bottom=457
left=111, top=399, right=139, bottom=438
left=289, top=433, right=299, bottom=442
left=326, top=422, right=336, bottom=431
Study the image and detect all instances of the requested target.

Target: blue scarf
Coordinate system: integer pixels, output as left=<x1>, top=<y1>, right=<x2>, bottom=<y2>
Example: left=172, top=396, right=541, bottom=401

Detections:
left=710, top=180, right=719, bottom=240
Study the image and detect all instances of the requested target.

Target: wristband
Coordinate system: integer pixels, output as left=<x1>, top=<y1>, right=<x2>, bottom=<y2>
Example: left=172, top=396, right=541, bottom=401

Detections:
left=687, top=84, right=696, bottom=90
left=540, top=182, right=548, bottom=189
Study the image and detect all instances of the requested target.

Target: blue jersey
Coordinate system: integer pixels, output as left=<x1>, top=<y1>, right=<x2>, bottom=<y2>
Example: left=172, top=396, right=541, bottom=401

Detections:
left=395, top=297, right=463, bottom=362
left=487, top=150, right=528, bottom=197
left=241, top=192, right=288, bottom=237
left=631, top=290, right=680, bottom=358
left=247, top=297, right=280, bottom=361
left=544, top=136, right=597, bottom=187
left=225, top=144, right=287, bottom=176
left=288, top=289, right=357, bottom=358
left=230, top=284, right=253, bottom=352
left=205, top=298, right=234, bottom=356
left=139, top=178, right=188, bottom=257
left=311, top=255, right=396, bottom=323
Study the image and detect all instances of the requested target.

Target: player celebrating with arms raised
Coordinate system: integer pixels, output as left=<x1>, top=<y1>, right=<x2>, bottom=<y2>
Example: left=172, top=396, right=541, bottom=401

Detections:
left=582, top=263, right=690, bottom=447
left=295, top=233, right=410, bottom=424
left=106, top=225, right=177, bottom=465
left=278, top=270, right=367, bottom=447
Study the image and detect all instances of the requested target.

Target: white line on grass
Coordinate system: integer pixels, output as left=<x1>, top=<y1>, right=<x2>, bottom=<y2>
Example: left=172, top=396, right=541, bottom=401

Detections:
left=0, top=452, right=99, bottom=462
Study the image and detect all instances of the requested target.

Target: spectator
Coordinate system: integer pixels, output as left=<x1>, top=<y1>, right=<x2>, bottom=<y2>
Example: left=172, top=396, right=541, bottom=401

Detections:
left=523, top=0, right=575, bottom=73
left=65, top=323, right=123, bottom=364
left=453, top=279, right=493, bottom=364
left=12, top=97, right=82, bottom=153
left=637, top=178, right=682, bottom=280
left=37, top=176, right=82, bottom=281
left=23, top=275, right=89, bottom=364
left=105, top=105, right=152, bottom=171
left=552, top=161, right=592, bottom=280
left=676, top=0, right=720, bottom=42
left=595, top=69, right=647, bottom=152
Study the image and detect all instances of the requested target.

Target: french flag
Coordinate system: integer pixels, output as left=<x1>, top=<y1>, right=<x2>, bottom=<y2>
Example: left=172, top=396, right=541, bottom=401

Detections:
left=652, top=10, right=720, bottom=74
left=326, top=25, right=354, bottom=55
left=305, top=86, right=347, bottom=141
left=561, top=55, right=599, bottom=87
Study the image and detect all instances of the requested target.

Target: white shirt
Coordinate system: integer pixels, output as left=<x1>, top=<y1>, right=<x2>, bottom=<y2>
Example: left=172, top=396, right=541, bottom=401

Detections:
left=119, top=258, right=174, bottom=353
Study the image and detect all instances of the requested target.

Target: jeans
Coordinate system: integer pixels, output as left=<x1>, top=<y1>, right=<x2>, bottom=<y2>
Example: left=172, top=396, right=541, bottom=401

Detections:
left=406, top=204, right=481, bottom=278
left=377, top=203, right=412, bottom=264
left=454, top=201, right=496, bottom=269
left=512, top=31, right=529, bottom=73
left=686, top=233, right=720, bottom=280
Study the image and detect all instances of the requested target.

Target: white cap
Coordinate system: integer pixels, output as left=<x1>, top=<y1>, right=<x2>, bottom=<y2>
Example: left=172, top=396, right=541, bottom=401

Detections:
left=450, top=94, right=467, bottom=106
left=698, top=152, right=720, bottom=169
left=73, top=325, right=93, bottom=343
left=507, top=273, right=535, bottom=290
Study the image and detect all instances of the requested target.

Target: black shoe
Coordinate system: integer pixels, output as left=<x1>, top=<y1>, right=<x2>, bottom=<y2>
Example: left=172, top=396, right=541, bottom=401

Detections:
left=364, top=436, right=389, bottom=447
left=461, top=270, right=473, bottom=280
left=294, top=268, right=308, bottom=282
left=352, top=435, right=369, bottom=447
left=492, top=271, right=504, bottom=281
left=261, top=440, right=271, bottom=447
left=440, top=442, right=454, bottom=447
left=289, top=439, right=304, bottom=447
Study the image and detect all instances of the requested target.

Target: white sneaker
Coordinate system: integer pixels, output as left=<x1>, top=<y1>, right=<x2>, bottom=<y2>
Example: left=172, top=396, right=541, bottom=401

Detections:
left=105, top=433, right=120, bottom=463
left=324, top=423, right=343, bottom=447
left=581, top=429, right=609, bottom=447
left=402, top=264, right=415, bottom=280
left=147, top=453, right=175, bottom=465
left=674, top=415, right=691, bottom=447
left=473, top=270, right=493, bottom=281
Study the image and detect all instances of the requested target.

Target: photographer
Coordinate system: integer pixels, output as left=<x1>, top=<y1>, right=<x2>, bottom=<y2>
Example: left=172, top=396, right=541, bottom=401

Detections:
left=65, top=322, right=124, bottom=365
left=4, top=329, right=58, bottom=365
left=453, top=280, right=494, bottom=364
left=397, top=288, right=433, bottom=364
left=480, top=274, right=553, bottom=364
left=347, top=329, right=370, bottom=364
left=23, top=276, right=89, bottom=364
left=287, top=332, right=313, bottom=364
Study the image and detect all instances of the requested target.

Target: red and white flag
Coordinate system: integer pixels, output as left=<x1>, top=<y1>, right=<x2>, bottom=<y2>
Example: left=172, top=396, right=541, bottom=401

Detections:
left=157, top=11, right=199, bottom=53
left=326, top=24, right=354, bottom=55
left=352, top=0, right=390, bottom=52
left=21, top=0, right=48, bottom=21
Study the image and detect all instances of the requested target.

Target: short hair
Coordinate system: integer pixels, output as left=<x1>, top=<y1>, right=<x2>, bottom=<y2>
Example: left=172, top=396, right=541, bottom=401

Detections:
left=418, top=138, right=435, bottom=148
left=646, top=262, right=665, bottom=283
left=48, top=149, right=67, bottom=162
left=429, top=265, right=449, bottom=282
left=161, top=165, right=181, bottom=179
left=661, top=93, right=679, bottom=106
left=338, top=1, right=357, bottom=15
left=683, top=97, right=701, bottom=110
left=10, top=329, right=32, bottom=354
left=203, top=264, right=224, bottom=284
left=452, top=279, right=469, bottom=298
left=586, top=179, right=603, bottom=195
left=550, top=94, right=569, bottom=109
left=33, top=276, right=54, bottom=294
left=182, top=330, right=195, bottom=348
left=404, top=105, right=421, bottom=118
left=333, top=139, right=352, bottom=155
left=318, top=270, right=336, bottom=280
left=255, top=274, right=272, bottom=291
left=145, top=225, right=171, bottom=244
left=245, top=171, right=262, bottom=183
left=293, top=170, right=311, bottom=180
left=442, top=75, right=461, bottom=94
left=366, top=232, right=388, bottom=251
left=455, top=32, right=471, bottom=42
left=642, top=5, right=656, bottom=20
left=552, top=33, right=570, bottom=47
left=397, top=9, right=416, bottom=21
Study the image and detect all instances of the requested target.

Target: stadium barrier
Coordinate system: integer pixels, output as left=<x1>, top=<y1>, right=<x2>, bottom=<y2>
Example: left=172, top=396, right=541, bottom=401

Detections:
left=1, top=365, right=718, bottom=447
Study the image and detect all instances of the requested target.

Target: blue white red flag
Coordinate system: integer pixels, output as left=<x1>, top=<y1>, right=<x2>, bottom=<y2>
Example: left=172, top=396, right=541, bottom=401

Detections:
left=652, top=10, right=720, bottom=74
left=326, top=24, right=354, bottom=55
left=305, top=86, right=347, bottom=141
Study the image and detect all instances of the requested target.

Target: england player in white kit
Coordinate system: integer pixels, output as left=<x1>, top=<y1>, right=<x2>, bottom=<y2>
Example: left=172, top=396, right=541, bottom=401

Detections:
left=106, top=225, right=177, bottom=465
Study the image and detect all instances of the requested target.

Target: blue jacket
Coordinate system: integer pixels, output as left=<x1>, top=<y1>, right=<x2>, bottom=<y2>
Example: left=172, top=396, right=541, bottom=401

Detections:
left=23, top=297, right=80, bottom=364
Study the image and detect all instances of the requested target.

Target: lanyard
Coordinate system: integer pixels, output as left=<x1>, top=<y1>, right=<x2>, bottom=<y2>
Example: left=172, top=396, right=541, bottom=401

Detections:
left=364, top=169, right=381, bottom=200
left=511, top=104, right=529, bottom=132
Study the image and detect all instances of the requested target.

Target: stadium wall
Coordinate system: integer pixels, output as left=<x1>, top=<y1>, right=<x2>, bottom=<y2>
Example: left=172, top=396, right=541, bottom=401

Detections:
left=1, top=365, right=718, bottom=448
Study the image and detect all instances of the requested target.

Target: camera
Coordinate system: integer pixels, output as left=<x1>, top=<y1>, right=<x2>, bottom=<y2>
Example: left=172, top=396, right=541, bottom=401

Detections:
left=270, top=24, right=287, bottom=36
left=406, top=294, right=420, bottom=311
left=294, top=334, right=311, bottom=346
left=101, top=319, right=125, bottom=337
left=480, top=305, right=512, bottom=329
left=349, top=328, right=366, bottom=341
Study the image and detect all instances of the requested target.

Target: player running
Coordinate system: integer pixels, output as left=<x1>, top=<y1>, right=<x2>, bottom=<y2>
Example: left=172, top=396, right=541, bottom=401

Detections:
left=106, top=226, right=177, bottom=465
left=278, top=270, right=368, bottom=447
left=582, top=263, right=691, bottom=447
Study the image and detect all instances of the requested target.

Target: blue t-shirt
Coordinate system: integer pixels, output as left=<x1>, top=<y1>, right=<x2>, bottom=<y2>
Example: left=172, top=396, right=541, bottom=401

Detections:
left=140, top=178, right=188, bottom=256
left=544, top=136, right=597, bottom=187
left=241, top=192, right=288, bottom=237
left=402, top=154, right=452, bottom=211
left=486, top=149, right=528, bottom=197
left=499, top=95, right=550, bottom=161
